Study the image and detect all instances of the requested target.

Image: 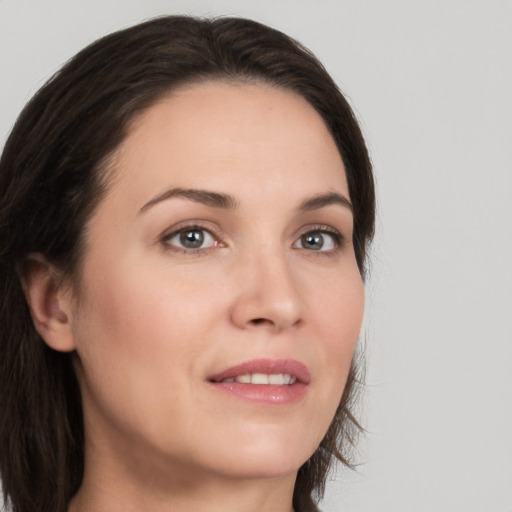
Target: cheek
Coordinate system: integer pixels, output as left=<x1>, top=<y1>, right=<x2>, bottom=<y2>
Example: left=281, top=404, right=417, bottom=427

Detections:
left=71, top=257, right=225, bottom=397
left=312, top=266, right=364, bottom=346
left=71, top=262, right=217, bottom=447
left=309, top=270, right=365, bottom=399
left=72, top=264, right=166, bottom=394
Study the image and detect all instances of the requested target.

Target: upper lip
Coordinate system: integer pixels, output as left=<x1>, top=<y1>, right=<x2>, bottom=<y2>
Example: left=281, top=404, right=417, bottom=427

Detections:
left=208, top=358, right=311, bottom=384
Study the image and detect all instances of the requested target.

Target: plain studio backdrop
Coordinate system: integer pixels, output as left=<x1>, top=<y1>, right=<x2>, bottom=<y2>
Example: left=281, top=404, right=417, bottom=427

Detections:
left=1, top=1, right=511, bottom=511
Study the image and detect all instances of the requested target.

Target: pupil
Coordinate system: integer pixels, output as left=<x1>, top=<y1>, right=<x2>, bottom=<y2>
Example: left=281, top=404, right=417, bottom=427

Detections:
left=303, top=233, right=323, bottom=250
left=180, top=229, right=204, bottom=248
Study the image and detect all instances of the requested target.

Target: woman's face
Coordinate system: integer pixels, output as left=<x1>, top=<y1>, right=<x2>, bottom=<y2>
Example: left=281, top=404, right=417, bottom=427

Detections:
left=69, top=82, right=364, bottom=484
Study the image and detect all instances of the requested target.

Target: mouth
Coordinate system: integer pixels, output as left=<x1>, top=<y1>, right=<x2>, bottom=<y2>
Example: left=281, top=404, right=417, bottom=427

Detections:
left=207, top=358, right=310, bottom=405
left=212, top=373, right=297, bottom=385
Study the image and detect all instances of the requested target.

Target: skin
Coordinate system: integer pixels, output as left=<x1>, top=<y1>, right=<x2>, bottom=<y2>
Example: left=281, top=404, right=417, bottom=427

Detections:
left=26, top=81, right=365, bottom=512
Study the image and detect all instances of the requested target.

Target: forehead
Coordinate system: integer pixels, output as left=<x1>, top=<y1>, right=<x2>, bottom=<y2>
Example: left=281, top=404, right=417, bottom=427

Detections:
left=107, top=81, right=348, bottom=210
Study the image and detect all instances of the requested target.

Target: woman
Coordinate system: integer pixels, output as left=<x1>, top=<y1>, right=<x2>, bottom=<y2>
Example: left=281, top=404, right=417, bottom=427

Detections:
left=0, top=15, right=375, bottom=512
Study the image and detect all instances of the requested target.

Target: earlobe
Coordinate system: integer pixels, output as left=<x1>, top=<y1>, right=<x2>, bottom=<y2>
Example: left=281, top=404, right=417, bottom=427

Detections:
left=21, top=254, right=77, bottom=352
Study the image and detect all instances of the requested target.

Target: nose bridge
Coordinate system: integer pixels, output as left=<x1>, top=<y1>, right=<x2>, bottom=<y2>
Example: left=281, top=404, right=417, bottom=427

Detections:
left=231, top=235, right=303, bottom=332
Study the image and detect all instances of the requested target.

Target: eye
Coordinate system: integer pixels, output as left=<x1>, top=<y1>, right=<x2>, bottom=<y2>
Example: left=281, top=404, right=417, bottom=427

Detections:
left=164, top=227, right=217, bottom=251
left=293, top=229, right=341, bottom=252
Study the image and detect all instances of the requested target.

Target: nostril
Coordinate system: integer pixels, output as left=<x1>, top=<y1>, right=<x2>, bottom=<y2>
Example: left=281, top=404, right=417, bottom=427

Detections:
left=250, top=318, right=267, bottom=325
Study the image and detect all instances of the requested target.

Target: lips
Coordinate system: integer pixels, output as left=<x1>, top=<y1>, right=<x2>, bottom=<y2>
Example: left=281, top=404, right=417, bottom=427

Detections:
left=208, top=358, right=311, bottom=385
left=207, top=358, right=310, bottom=405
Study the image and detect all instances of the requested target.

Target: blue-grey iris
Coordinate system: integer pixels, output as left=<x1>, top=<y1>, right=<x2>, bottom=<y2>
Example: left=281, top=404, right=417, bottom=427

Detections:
left=302, top=233, right=323, bottom=250
left=180, top=229, right=204, bottom=248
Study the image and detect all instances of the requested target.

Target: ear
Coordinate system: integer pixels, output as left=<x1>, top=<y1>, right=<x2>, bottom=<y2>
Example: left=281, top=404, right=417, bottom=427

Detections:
left=21, top=254, right=77, bottom=352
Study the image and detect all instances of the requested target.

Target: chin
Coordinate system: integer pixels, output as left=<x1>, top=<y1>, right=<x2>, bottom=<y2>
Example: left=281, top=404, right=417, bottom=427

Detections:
left=199, top=428, right=319, bottom=480
left=213, top=454, right=306, bottom=481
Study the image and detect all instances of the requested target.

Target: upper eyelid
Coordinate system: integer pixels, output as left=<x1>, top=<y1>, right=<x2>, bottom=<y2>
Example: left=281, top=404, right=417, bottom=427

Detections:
left=166, top=226, right=215, bottom=241
left=295, top=224, right=345, bottom=240
left=161, top=221, right=223, bottom=240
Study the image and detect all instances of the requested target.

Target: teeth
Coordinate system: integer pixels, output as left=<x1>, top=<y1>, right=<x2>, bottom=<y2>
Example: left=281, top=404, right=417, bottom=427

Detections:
left=221, top=373, right=295, bottom=385
left=268, top=374, right=284, bottom=385
left=251, top=373, right=269, bottom=384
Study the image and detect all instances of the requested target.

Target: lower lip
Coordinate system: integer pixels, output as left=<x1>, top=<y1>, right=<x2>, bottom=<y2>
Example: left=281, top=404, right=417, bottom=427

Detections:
left=209, top=381, right=308, bottom=405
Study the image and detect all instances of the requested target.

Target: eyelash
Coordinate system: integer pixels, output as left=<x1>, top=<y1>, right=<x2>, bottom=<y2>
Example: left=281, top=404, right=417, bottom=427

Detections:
left=160, top=223, right=346, bottom=256
left=160, top=223, right=223, bottom=256
left=295, top=224, right=346, bottom=255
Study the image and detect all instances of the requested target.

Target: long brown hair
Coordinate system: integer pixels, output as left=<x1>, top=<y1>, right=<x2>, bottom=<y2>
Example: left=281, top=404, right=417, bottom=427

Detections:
left=0, top=15, right=375, bottom=512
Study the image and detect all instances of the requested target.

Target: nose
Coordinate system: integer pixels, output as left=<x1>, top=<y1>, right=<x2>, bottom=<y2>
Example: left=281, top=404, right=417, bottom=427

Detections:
left=230, top=249, right=303, bottom=333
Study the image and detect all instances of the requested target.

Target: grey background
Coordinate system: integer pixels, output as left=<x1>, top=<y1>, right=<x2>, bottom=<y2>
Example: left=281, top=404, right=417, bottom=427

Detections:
left=1, top=1, right=511, bottom=511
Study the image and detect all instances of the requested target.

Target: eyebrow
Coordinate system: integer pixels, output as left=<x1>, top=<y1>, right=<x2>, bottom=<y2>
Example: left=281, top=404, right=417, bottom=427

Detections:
left=298, top=192, right=353, bottom=213
left=139, top=187, right=352, bottom=215
left=139, top=187, right=238, bottom=214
